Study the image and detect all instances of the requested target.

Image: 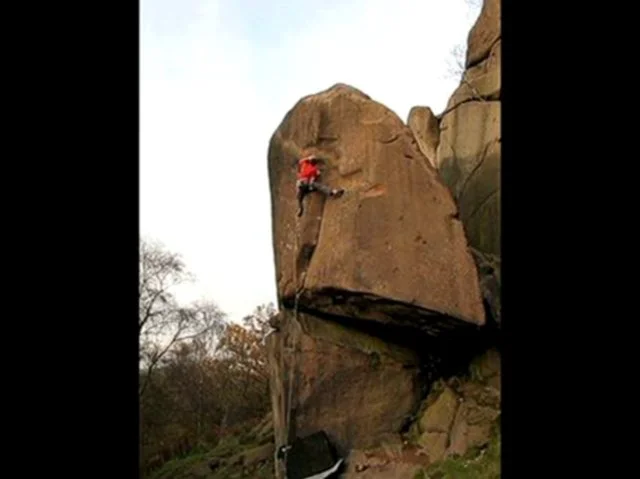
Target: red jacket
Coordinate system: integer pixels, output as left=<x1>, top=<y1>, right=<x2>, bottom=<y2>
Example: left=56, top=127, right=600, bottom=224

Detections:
left=297, top=157, right=320, bottom=181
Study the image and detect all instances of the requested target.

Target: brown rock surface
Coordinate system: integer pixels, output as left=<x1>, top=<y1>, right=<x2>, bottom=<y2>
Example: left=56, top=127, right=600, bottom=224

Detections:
left=446, top=39, right=500, bottom=112
left=437, top=100, right=500, bottom=256
left=403, top=348, right=501, bottom=465
left=435, top=0, right=501, bottom=257
left=342, top=441, right=430, bottom=479
left=470, top=248, right=501, bottom=324
left=268, top=83, right=485, bottom=329
left=267, top=310, right=422, bottom=458
left=472, top=347, right=500, bottom=386
left=466, top=0, right=501, bottom=68
left=266, top=6, right=503, bottom=473
left=407, top=106, right=440, bottom=167
left=414, top=386, right=459, bottom=463
left=446, top=395, right=500, bottom=457
left=417, top=432, right=448, bottom=463
left=418, top=386, right=459, bottom=434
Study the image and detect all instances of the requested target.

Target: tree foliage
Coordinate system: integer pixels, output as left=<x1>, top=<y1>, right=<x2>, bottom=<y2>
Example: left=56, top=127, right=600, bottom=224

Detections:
left=139, top=238, right=226, bottom=397
left=138, top=238, right=277, bottom=476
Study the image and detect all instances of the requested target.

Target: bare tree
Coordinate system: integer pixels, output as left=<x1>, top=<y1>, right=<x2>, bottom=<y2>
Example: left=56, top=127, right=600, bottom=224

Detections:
left=139, top=238, right=227, bottom=397
left=242, top=302, right=277, bottom=341
left=139, top=301, right=274, bottom=475
left=445, top=43, right=467, bottom=82
left=445, top=0, right=484, bottom=81
left=439, top=40, right=489, bottom=120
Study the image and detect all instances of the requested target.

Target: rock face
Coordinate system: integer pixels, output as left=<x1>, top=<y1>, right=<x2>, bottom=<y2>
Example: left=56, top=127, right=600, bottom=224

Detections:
left=266, top=3, right=501, bottom=477
left=267, top=310, right=422, bottom=460
left=466, top=0, right=501, bottom=68
left=424, top=0, right=502, bottom=329
left=413, top=348, right=500, bottom=462
left=437, top=101, right=500, bottom=256
left=470, top=247, right=501, bottom=324
left=268, top=83, right=485, bottom=330
left=417, top=386, right=459, bottom=462
left=447, top=38, right=501, bottom=111
left=435, top=0, right=501, bottom=258
left=407, top=106, right=440, bottom=168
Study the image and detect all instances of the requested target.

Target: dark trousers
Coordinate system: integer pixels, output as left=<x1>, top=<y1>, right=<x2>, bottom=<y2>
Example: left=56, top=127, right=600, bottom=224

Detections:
left=296, top=179, right=334, bottom=213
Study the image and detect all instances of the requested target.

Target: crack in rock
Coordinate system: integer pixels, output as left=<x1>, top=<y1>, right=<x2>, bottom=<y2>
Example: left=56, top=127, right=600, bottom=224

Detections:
left=464, top=187, right=500, bottom=223
left=466, top=36, right=501, bottom=70
left=458, top=139, right=499, bottom=201
left=437, top=96, right=500, bottom=121
left=380, top=133, right=400, bottom=144
left=362, top=184, right=387, bottom=199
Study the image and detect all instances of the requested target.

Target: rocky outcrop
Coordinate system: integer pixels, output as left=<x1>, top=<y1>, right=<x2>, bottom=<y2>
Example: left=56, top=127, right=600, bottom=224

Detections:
left=470, top=247, right=501, bottom=325
left=466, top=0, right=501, bottom=68
left=415, top=0, right=502, bottom=333
left=411, top=348, right=500, bottom=463
left=268, top=311, right=422, bottom=458
left=341, top=435, right=428, bottom=478
left=438, top=101, right=500, bottom=257
left=266, top=2, right=501, bottom=477
left=400, top=3, right=503, bottom=473
left=445, top=38, right=501, bottom=113
left=268, top=83, right=485, bottom=331
left=416, top=385, right=459, bottom=462
left=434, top=0, right=501, bottom=258
left=322, top=348, right=501, bottom=478
left=407, top=106, right=440, bottom=168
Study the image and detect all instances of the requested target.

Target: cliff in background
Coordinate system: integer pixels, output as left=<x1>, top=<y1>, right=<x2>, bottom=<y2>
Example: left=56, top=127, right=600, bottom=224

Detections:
left=409, top=0, right=501, bottom=326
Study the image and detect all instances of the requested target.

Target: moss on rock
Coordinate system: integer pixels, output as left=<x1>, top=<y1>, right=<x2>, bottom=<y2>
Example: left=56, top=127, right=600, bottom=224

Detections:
left=411, top=419, right=500, bottom=479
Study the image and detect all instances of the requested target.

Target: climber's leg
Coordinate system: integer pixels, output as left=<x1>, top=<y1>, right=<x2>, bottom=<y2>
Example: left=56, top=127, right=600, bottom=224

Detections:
left=313, top=181, right=344, bottom=198
left=296, top=180, right=309, bottom=217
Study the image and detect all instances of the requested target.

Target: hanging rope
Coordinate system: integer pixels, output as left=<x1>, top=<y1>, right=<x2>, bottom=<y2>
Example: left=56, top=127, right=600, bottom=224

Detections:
left=282, top=196, right=305, bottom=477
left=280, top=155, right=352, bottom=476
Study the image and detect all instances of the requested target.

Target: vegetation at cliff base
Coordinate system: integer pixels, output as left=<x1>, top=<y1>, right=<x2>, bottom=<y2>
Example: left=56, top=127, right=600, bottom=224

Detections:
left=139, top=238, right=275, bottom=478
left=416, top=421, right=501, bottom=479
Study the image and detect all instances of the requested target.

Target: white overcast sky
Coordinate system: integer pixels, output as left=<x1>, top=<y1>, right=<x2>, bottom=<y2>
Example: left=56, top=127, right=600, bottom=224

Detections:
left=140, top=0, right=481, bottom=323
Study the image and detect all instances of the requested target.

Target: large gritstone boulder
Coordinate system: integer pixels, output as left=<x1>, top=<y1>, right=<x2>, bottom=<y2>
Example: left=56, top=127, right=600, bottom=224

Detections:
left=268, top=84, right=485, bottom=333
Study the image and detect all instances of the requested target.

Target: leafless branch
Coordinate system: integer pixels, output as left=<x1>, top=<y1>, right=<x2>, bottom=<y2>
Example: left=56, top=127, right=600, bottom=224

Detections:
left=138, top=238, right=227, bottom=398
left=445, top=43, right=467, bottom=82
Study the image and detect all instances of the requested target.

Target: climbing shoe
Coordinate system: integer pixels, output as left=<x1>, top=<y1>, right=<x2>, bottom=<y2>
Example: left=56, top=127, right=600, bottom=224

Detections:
left=331, top=189, right=344, bottom=198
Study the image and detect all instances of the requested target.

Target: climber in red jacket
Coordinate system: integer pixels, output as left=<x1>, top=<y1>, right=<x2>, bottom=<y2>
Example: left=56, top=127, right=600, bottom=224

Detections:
left=296, top=154, right=344, bottom=217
